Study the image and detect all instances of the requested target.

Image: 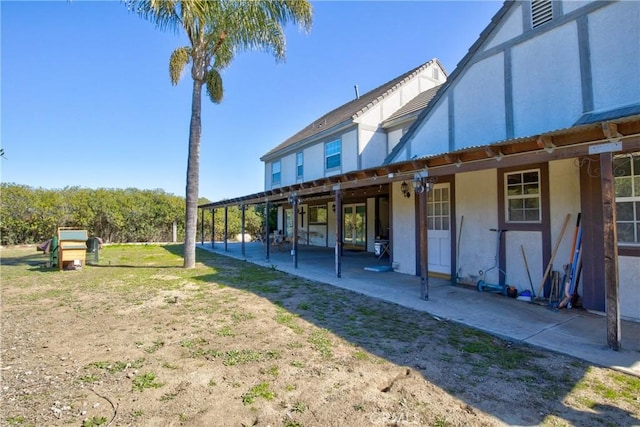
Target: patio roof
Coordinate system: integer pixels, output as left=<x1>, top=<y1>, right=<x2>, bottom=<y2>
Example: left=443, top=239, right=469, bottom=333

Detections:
left=199, top=114, right=640, bottom=210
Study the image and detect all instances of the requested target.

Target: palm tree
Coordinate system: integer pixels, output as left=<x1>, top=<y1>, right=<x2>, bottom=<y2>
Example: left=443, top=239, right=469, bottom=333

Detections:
left=127, top=0, right=312, bottom=267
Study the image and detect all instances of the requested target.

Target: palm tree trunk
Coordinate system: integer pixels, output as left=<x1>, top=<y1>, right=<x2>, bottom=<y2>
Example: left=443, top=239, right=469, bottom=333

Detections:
left=184, top=78, right=203, bottom=268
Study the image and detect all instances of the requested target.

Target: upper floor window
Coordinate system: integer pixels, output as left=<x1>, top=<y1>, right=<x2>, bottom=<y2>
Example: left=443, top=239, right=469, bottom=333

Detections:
left=531, top=0, right=553, bottom=29
left=296, top=152, right=304, bottom=179
left=615, top=153, right=640, bottom=245
left=271, top=160, right=281, bottom=185
left=325, top=140, right=341, bottom=170
left=505, top=169, right=541, bottom=222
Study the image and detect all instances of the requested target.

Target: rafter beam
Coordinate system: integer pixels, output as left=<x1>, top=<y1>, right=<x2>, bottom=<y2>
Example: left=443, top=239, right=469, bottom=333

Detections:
left=602, top=122, right=622, bottom=142
left=537, top=135, right=556, bottom=153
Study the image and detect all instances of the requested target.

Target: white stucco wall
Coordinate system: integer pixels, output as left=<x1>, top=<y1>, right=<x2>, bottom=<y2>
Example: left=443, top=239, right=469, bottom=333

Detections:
left=388, top=128, right=404, bottom=153
left=619, top=256, right=640, bottom=321
left=484, top=2, right=523, bottom=50
left=589, top=1, right=640, bottom=112
left=391, top=182, right=416, bottom=275
left=305, top=144, right=324, bottom=181
left=511, top=21, right=583, bottom=137
left=563, top=1, right=597, bottom=15
left=360, top=129, right=387, bottom=169
left=281, top=153, right=296, bottom=187
left=382, top=91, right=401, bottom=119
left=411, top=98, right=450, bottom=157
left=342, top=129, right=358, bottom=173
left=548, top=159, right=581, bottom=280
left=506, top=230, right=542, bottom=293
left=454, top=53, right=507, bottom=148
left=455, top=169, right=499, bottom=283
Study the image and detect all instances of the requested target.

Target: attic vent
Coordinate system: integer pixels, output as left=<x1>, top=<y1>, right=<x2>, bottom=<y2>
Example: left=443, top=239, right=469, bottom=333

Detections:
left=531, top=0, right=553, bottom=28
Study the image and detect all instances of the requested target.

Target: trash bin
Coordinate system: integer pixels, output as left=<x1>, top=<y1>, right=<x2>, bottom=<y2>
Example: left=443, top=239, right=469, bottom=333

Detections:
left=86, top=237, right=100, bottom=265
left=374, top=241, right=382, bottom=257
left=49, top=236, right=59, bottom=268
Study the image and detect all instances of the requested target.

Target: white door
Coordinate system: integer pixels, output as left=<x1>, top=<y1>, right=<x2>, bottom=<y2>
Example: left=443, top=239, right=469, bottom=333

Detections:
left=427, top=183, right=451, bottom=275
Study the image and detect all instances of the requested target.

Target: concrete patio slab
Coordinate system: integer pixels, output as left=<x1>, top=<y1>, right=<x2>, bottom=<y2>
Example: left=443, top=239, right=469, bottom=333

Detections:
left=197, top=241, right=640, bottom=377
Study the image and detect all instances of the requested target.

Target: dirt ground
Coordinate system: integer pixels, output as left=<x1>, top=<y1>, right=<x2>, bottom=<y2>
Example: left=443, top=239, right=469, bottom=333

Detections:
left=1, top=245, right=639, bottom=427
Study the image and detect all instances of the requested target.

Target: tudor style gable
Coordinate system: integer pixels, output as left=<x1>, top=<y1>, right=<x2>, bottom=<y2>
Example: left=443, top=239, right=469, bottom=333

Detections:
left=387, top=0, right=640, bottom=163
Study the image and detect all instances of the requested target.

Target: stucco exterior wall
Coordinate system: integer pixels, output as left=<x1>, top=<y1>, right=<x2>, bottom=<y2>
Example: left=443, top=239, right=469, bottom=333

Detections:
left=391, top=182, right=416, bottom=275
left=388, top=128, right=404, bottom=153
left=360, top=129, right=387, bottom=169
left=304, top=143, right=324, bottom=181
left=563, top=1, right=597, bottom=15
left=454, top=53, right=507, bottom=148
left=410, top=97, right=450, bottom=157
left=280, top=152, right=296, bottom=187
left=548, top=158, right=581, bottom=281
left=511, top=21, right=582, bottom=137
left=589, top=1, right=640, bottom=112
left=342, top=129, right=358, bottom=173
left=484, top=2, right=523, bottom=50
left=455, top=169, right=499, bottom=283
left=619, top=256, right=640, bottom=321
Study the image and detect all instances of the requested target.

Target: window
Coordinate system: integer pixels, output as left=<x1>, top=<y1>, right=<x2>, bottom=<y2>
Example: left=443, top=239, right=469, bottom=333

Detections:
left=615, top=153, right=640, bottom=245
left=309, top=205, right=327, bottom=224
left=271, top=160, right=281, bottom=185
left=505, top=170, right=541, bottom=222
left=531, top=0, right=553, bottom=28
left=432, top=67, right=439, bottom=80
left=325, top=140, right=341, bottom=170
left=427, top=186, right=450, bottom=231
left=296, top=152, right=303, bottom=179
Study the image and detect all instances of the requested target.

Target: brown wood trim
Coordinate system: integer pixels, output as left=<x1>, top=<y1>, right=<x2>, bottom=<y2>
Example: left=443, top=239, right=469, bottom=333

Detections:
left=498, top=163, right=550, bottom=288
left=619, top=246, right=640, bottom=257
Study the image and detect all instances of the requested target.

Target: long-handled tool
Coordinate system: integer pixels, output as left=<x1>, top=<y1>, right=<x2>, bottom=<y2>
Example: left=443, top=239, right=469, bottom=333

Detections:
left=536, top=213, right=571, bottom=299
left=520, top=245, right=535, bottom=298
left=456, top=215, right=464, bottom=284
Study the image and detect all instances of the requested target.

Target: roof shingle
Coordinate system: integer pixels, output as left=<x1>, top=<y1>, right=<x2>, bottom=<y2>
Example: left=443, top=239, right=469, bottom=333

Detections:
left=261, top=58, right=443, bottom=160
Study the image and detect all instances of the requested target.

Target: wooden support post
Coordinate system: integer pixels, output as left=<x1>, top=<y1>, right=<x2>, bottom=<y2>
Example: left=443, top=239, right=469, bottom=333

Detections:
left=224, top=206, right=228, bottom=252
left=334, top=190, right=342, bottom=278
left=292, top=197, right=299, bottom=269
left=200, top=208, right=204, bottom=245
left=241, top=204, right=246, bottom=257
left=418, top=188, right=429, bottom=300
left=600, top=152, right=621, bottom=350
left=265, top=200, right=270, bottom=261
left=211, top=209, right=215, bottom=248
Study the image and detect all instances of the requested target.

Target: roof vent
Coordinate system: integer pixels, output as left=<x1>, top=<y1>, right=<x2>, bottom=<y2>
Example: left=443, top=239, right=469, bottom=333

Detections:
left=531, top=0, right=553, bottom=28
left=354, top=85, right=360, bottom=99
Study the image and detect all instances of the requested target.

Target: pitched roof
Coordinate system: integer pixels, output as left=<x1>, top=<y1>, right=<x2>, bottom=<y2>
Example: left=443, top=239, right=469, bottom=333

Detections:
left=383, top=1, right=513, bottom=164
left=261, top=58, right=443, bottom=160
left=381, top=85, right=442, bottom=128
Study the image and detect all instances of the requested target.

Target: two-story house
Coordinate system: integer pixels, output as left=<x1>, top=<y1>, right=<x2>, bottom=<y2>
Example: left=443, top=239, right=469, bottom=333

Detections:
left=259, top=59, right=445, bottom=251
left=200, top=0, right=639, bottom=335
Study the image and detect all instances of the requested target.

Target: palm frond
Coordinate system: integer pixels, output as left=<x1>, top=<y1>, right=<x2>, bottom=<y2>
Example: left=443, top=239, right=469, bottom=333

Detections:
left=169, top=47, right=191, bottom=85
left=205, top=69, right=223, bottom=104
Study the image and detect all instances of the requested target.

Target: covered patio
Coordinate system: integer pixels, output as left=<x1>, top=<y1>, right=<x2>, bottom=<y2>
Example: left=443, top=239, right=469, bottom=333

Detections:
left=197, top=240, right=640, bottom=377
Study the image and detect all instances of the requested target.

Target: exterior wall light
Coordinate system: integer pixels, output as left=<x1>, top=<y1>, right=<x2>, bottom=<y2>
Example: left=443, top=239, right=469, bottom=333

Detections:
left=413, top=171, right=436, bottom=193
left=400, top=181, right=411, bottom=198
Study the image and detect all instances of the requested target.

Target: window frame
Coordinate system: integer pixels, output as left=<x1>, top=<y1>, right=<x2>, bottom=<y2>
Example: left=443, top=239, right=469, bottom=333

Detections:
left=614, top=153, right=640, bottom=247
left=271, top=160, right=281, bottom=185
left=296, top=152, right=304, bottom=179
left=505, top=168, right=542, bottom=224
left=325, top=139, right=341, bottom=171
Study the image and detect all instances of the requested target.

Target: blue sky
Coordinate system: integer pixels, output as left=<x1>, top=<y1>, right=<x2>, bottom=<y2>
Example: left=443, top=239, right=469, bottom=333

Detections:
left=1, top=1, right=502, bottom=202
